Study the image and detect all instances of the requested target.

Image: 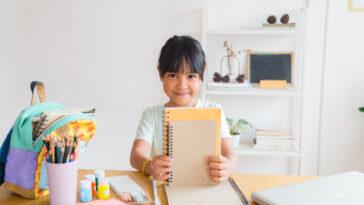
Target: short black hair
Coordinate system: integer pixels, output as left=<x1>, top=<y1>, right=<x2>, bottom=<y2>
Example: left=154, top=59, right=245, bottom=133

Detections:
left=158, top=35, right=206, bottom=81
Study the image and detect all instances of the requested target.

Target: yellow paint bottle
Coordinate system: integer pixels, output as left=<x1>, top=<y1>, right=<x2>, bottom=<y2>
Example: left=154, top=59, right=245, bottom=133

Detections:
left=97, top=177, right=110, bottom=200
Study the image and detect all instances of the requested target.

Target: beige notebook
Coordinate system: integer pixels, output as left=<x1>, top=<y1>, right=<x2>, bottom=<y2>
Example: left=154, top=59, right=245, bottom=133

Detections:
left=163, top=108, right=221, bottom=186
left=169, top=120, right=217, bottom=186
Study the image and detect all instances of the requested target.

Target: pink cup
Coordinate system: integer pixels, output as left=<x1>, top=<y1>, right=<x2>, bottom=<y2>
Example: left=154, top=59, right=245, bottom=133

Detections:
left=46, top=160, right=78, bottom=205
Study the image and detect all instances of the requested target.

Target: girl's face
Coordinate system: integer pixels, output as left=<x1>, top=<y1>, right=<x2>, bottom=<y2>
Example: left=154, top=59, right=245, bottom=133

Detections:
left=161, top=64, right=201, bottom=107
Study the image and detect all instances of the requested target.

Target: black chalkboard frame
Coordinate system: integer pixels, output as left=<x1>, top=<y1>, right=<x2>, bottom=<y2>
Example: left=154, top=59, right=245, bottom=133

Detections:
left=246, top=51, right=294, bottom=85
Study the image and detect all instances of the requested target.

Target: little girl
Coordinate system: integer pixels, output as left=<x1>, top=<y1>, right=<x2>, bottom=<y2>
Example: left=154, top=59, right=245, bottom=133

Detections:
left=130, top=35, right=237, bottom=183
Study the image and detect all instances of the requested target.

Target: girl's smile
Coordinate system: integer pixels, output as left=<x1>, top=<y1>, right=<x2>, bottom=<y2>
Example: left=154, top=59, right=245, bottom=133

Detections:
left=162, top=64, right=201, bottom=107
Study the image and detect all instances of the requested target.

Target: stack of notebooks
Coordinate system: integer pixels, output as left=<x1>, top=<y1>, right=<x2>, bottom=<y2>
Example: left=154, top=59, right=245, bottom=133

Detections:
left=162, top=107, right=248, bottom=205
left=253, top=129, right=294, bottom=150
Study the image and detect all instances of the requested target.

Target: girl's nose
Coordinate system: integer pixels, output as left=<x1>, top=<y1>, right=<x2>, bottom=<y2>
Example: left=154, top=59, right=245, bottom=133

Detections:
left=177, top=77, right=188, bottom=88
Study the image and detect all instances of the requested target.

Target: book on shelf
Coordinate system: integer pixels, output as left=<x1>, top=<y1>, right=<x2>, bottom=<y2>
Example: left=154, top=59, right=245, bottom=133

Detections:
left=255, top=129, right=292, bottom=136
left=253, top=140, right=295, bottom=150
left=253, top=129, right=295, bottom=150
left=254, top=136, right=293, bottom=143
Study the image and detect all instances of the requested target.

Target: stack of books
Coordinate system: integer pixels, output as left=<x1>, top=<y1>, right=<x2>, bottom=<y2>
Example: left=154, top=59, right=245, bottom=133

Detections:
left=253, top=130, right=294, bottom=150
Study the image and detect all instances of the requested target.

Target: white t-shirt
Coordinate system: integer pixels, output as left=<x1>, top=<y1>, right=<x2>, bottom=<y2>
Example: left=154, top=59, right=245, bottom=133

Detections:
left=135, top=99, right=231, bottom=156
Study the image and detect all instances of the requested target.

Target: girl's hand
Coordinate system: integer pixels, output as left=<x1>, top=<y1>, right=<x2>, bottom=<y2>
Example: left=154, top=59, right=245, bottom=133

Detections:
left=146, top=155, right=173, bottom=180
left=205, top=155, right=232, bottom=183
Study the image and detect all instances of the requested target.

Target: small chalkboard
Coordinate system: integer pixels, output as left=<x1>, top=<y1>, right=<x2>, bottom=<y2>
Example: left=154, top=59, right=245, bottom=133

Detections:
left=247, top=52, right=294, bottom=84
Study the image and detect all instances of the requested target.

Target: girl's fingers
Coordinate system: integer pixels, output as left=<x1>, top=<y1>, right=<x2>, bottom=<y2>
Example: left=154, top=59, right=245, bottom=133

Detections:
left=209, top=169, right=227, bottom=178
left=156, top=159, right=173, bottom=167
left=156, top=166, right=173, bottom=173
left=150, top=160, right=172, bottom=169
left=156, top=155, right=174, bottom=162
left=154, top=172, right=171, bottom=180
left=205, top=155, right=227, bottom=163
left=210, top=176, right=227, bottom=183
left=160, top=173, right=171, bottom=180
left=207, top=162, right=227, bottom=170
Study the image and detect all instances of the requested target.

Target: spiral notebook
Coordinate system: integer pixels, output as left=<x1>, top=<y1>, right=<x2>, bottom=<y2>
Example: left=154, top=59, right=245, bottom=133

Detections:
left=163, top=107, right=221, bottom=186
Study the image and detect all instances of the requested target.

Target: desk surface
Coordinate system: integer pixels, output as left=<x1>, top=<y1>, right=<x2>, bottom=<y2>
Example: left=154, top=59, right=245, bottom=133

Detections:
left=0, top=170, right=317, bottom=205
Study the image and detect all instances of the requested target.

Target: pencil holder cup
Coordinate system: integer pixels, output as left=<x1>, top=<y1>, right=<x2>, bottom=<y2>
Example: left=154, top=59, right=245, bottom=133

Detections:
left=46, top=160, right=78, bottom=205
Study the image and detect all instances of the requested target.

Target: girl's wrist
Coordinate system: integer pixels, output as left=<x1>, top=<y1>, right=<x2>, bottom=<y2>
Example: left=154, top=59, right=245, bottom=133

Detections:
left=141, top=158, right=150, bottom=176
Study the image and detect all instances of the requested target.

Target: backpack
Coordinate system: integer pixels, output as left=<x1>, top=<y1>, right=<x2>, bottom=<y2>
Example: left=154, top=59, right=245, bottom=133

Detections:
left=0, top=81, right=96, bottom=199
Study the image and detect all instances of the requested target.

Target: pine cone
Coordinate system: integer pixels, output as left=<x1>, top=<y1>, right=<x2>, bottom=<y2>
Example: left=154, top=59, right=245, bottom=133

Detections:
left=213, top=72, right=222, bottom=82
left=222, top=75, right=230, bottom=83
left=280, top=14, right=289, bottom=24
left=236, top=74, right=245, bottom=83
left=267, top=15, right=276, bottom=24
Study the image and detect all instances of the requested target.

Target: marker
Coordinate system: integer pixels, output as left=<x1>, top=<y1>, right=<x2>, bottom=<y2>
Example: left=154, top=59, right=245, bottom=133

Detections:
left=63, top=138, right=70, bottom=163
left=56, top=142, right=61, bottom=163
left=60, top=138, right=65, bottom=163
left=51, top=138, right=55, bottom=163
left=73, top=137, right=78, bottom=161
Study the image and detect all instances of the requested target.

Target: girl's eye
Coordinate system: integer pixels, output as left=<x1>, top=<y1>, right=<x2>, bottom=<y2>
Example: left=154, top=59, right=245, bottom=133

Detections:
left=168, top=73, right=177, bottom=78
left=188, top=74, right=197, bottom=79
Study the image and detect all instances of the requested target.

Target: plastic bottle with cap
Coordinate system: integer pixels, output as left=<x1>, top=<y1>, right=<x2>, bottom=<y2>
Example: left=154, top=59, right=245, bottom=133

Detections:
left=84, top=174, right=97, bottom=197
left=80, top=180, right=92, bottom=202
left=94, top=170, right=105, bottom=192
left=97, top=177, right=110, bottom=200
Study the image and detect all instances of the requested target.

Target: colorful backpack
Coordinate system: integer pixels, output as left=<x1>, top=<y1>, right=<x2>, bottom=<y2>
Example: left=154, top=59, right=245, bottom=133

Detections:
left=0, top=81, right=96, bottom=199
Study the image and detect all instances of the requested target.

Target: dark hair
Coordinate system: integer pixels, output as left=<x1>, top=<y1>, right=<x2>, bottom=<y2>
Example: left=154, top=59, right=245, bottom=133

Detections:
left=158, top=35, right=206, bottom=81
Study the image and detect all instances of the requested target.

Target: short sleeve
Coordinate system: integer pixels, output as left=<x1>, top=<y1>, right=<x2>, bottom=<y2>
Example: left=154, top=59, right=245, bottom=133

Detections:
left=135, top=110, right=153, bottom=144
left=220, top=108, right=232, bottom=139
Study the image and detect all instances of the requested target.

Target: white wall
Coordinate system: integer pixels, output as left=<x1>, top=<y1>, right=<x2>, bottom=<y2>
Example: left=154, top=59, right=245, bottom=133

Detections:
left=0, top=0, right=203, bottom=170
left=318, top=0, right=364, bottom=175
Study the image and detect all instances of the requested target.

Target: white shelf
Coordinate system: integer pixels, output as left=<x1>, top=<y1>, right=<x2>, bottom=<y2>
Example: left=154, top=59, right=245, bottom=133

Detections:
left=205, top=86, right=302, bottom=97
left=201, top=8, right=306, bottom=174
left=234, top=141, right=300, bottom=157
left=207, top=29, right=301, bottom=35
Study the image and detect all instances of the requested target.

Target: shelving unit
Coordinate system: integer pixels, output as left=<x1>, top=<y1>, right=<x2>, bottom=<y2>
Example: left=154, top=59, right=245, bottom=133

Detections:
left=200, top=8, right=307, bottom=174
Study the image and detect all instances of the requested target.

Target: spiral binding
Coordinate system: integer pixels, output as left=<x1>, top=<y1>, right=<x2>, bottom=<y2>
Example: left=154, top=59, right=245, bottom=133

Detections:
left=162, top=109, right=173, bottom=185
left=168, top=123, right=173, bottom=185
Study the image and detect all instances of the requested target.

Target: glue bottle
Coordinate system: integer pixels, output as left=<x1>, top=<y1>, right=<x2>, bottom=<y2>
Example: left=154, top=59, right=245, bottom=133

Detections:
left=94, top=170, right=105, bottom=193
left=98, top=177, right=110, bottom=200
left=84, top=174, right=97, bottom=197
left=80, top=180, right=92, bottom=202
